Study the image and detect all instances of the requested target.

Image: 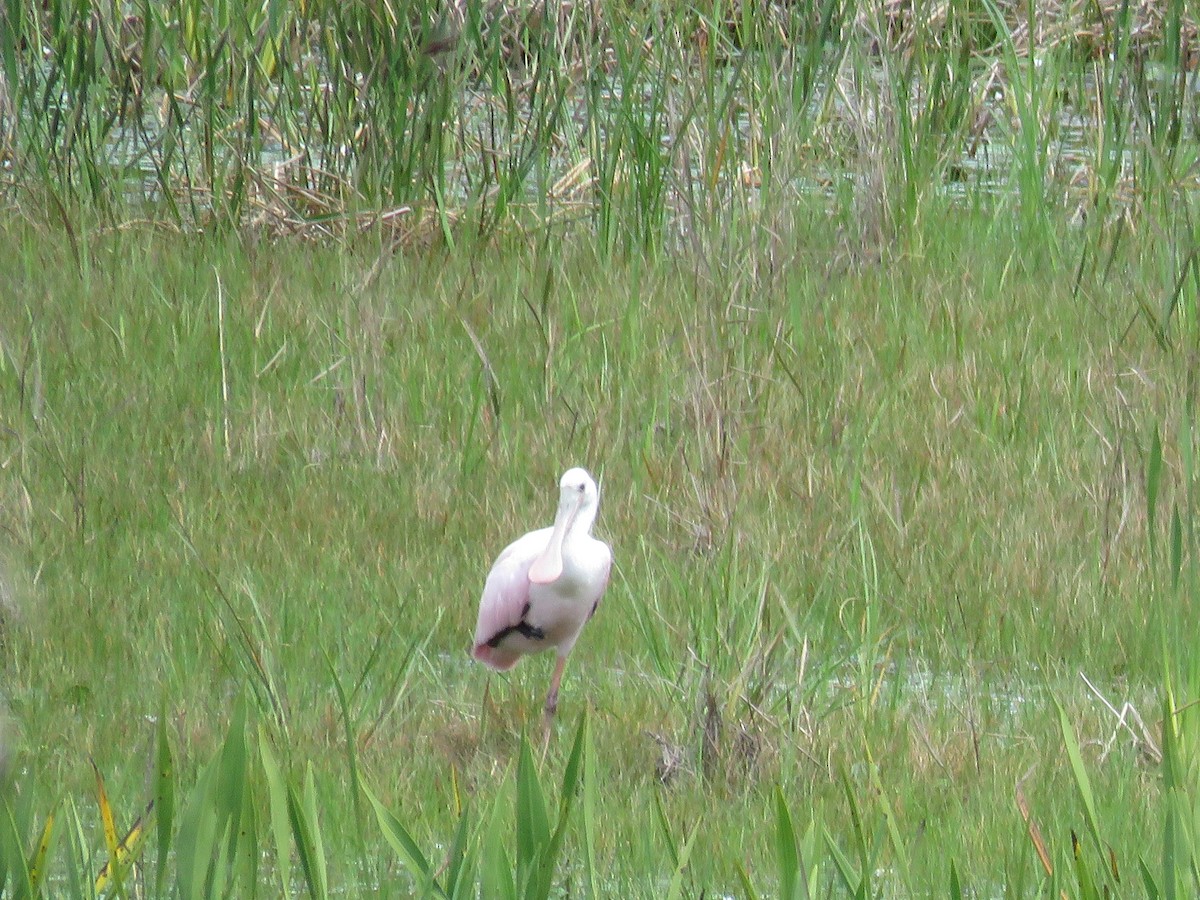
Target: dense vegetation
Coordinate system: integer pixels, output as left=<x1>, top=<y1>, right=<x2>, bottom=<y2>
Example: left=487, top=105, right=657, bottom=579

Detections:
left=2, top=0, right=1200, bottom=896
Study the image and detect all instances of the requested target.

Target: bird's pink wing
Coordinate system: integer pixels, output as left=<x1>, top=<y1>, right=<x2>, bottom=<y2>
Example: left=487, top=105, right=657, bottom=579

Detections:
left=472, top=532, right=543, bottom=670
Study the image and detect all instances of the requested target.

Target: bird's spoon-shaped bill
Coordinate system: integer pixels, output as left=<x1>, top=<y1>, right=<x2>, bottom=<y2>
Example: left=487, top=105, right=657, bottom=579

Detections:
left=528, top=493, right=581, bottom=584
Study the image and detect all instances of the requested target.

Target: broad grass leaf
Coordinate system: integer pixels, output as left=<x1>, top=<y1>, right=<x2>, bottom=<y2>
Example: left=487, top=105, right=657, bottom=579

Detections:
left=867, top=750, right=911, bottom=887
left=1170, top=503, right=1183, bottom=589
left=1056, top=701, right=1102, bottom=849
left=302, top=766, right=329, bottom=899
left=155, top=712, right=175, bottom=895
left=26, top=806, right=56, bottom=899
left=775, top=787, right=800, bottom=900
left=259, top=729, right=293, bottom=894
left=0, top=796, right=35, bottom=900
left=174, top=759, right=221, bottom=900
left=95, top=802, right=153, bottom=897
left=1138, top=855, right=1161, bottom=898
left=1148, top=423, right=1163, bottom=560
left=365, top=784, right=443, bottom=897
left=558, top=712, right=586, bottom=807
left=582, top=713, right=600, bottom=900
left=442, top=800, right=476, bottom=900
left=839, top=766, right=874, bottom=889
left=534, top=712, right=589, bottom=898
left=733, top=860, right=760, bottom=900
left=61, top=801, right=91, bottom=900
left=663, top=822, right=699, bottom=900
left=215, top=698, right=249, bottom=849
left=481, top=788, right=517, bottom=900
left=90, top=759, right=119, bottom=860
left=651, top=791, right=678, bottom=868
left=823, top=823, right=861, bottom=897
left=514, top=733, right=549, bottom=877
left=209, top=820, right=234, bottom=899
left=799, top=810, right=822, bottom=899
left=1070, top=829, right=1100, bottom=900
left=1159, top=691, right=1185, bottom=900
left=323, top=651, right=365, bottom=840
left=288, top=765, right=329, bottom=900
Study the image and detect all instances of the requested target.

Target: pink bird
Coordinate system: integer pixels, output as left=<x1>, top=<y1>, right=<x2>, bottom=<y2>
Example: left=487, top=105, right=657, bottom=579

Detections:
left=472, top=467, right=612, bottom=718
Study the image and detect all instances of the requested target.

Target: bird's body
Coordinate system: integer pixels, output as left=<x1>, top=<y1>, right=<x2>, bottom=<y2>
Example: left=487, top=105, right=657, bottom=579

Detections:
left=472, top=468, right=612, bottom=716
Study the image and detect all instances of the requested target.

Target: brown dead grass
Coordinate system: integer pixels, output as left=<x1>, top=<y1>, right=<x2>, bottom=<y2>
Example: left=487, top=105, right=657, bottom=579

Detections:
left=452, top=0, right=1198, bottom=63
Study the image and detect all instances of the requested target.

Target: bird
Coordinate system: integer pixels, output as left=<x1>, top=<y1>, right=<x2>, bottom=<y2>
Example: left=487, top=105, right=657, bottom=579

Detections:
left=472, top=467, right=612, bottom=719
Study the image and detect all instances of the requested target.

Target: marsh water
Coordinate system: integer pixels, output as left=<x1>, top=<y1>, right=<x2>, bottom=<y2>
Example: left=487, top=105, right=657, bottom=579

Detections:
left=82, top=58, right=1200, bottom=224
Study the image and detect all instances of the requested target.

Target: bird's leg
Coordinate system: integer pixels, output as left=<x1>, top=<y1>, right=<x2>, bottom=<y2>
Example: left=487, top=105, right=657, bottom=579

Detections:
left=543, top=655, right=568, bottom=723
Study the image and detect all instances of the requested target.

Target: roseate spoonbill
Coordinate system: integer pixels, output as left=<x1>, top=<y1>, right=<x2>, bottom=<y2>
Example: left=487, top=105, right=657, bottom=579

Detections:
left=472, top=467, right=612, bottom=718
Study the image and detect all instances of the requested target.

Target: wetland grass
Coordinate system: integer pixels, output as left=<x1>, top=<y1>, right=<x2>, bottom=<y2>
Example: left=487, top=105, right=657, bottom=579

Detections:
left=2, top=0, right=1200, bottom=895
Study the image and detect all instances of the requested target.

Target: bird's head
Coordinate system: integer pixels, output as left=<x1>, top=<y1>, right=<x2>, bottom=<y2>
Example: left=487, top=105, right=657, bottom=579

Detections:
left=529, top=467, right=601, bottom=584
left=558, top=467, right=598, bottom=509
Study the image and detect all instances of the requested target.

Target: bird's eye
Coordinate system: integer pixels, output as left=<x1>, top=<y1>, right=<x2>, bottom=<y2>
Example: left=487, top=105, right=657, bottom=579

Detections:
left=577, top=484, right=585, bottom=493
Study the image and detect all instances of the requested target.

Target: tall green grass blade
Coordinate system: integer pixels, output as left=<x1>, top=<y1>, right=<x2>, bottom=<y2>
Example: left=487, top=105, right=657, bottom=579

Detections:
left=61, top=799, right=90, bottom=900
left=775, top=787, right=800, bottom=900
left=663, top=822, right=700, bottom=900
left=174, top=758, right=221, bottom=900
left=0, top=806, right=11, bottom=898
left=94, top=799, right=152, bottom=898
left=514, top=732, right=550, bottom=890
left=365, top=785, right=443, bottom=897
left=824, top=821, right=867, bottom=897
left=1057, top=702, right=1103, bottom=849
left=23, top=804, right=55, bottom=900
left=0, top=796, right=35, bottom=900
left=652, top=791, right=679, bottom=869
left=441, top=799, right=475, bottom=900
left=1071, top=829, right=1100, bottom=900
left=290, top=765, right=328, bottom=900
left=324, top=650, right=366, bottom=853
left=208, top=820, right=234, bottom=900
left=839, top=766, right=874, bottom=895
left=582, top=713, right=600, bottom=900
left=528, top=713, right=589, bottom=898
left=1148, top=422, right=1164, bottom=562
left=734, top=860, right=761, bottom=900
left=259, top=729, right=293, bottom=896
left=799, top=810, right=822, bottom=900
left=19, top=801, right=54, bottom=900
left=481, top=785, right=517, bottom=900
left=1161, top=691, right=1182, bottom=900
left=1139, top=855, right=1162, bottom=898
left=216, top=697, right=249, bottom=862
left=1170, top=503, right=1183, bottom=590
left=154, top=711, right=175, bottom=895
left=867, top=749, right=911, bottom=887
left=1164, top=790, right=1179, bottom=900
